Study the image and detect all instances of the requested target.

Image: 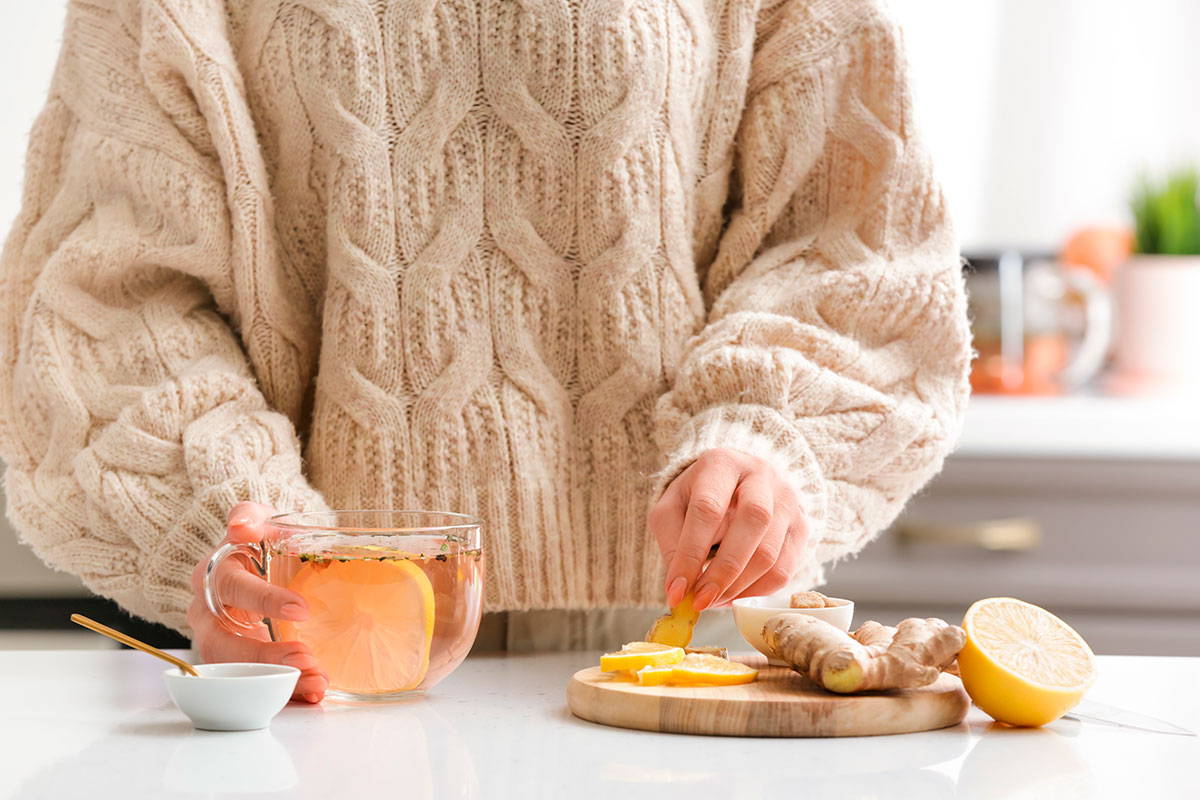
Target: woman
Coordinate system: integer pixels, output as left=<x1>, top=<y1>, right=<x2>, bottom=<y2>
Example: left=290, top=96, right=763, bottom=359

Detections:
left=0, top=0, right=969, bottom=702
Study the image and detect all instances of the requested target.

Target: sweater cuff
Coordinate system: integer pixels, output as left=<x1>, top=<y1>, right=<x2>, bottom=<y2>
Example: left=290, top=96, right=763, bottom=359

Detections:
left=146, top=473, right=327, bottom=634
left=651, top=405, right=829, bottom=590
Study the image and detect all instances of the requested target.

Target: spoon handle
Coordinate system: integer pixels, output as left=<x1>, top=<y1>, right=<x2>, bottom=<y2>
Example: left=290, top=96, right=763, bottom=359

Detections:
left=70, top=614, right=201, bottom=677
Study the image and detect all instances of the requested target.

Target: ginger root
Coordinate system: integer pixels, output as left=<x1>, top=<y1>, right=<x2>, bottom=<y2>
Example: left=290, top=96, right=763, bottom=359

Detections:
left=763, top=615, right=965, bottom=693
left=646, top=592, right=701, bottom=648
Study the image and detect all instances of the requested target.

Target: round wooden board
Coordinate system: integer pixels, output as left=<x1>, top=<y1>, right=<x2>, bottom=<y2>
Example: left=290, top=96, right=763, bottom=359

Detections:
left=567, top=656, right=969, bottom=738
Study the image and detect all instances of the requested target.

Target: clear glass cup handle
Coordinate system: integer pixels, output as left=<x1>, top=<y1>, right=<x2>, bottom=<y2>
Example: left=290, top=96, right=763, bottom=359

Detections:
left=204, top=541, right=266, bottom=633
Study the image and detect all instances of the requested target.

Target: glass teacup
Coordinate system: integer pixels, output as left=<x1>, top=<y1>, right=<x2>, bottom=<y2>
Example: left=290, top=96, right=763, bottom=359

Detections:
left=205, top=510, right=484, bottom=702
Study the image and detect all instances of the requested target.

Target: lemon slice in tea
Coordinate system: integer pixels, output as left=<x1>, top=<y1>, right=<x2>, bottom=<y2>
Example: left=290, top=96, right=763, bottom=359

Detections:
left=288, top=558, right=435, bottom=694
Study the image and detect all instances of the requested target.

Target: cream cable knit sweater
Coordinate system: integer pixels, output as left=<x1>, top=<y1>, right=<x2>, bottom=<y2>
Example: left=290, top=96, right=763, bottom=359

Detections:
left=0, top=0, right=969, bottom=632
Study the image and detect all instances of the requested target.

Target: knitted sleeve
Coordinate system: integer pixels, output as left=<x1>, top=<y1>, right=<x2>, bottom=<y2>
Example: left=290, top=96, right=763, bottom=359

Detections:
left=0, top=3, right=323, bottom=631
left=653, top=0, right=971, bottom=588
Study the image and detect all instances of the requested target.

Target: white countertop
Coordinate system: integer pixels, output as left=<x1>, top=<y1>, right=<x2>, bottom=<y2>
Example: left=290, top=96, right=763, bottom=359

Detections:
left=2, top=650, right=1197, bottom=799
left=957, top=394, right=1200, bottom=460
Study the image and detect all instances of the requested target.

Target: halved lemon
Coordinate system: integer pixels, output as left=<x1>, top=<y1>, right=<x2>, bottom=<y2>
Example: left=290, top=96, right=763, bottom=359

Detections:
left=958, top=597, right=1096, bottom=726
left=285, top=558, right=435, bottom=694
left=600, top=642, right=685, bottom=673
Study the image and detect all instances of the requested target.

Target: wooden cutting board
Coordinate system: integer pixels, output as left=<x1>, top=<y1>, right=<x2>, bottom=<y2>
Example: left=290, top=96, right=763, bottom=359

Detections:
left=567, top=655, right=969, bottom=737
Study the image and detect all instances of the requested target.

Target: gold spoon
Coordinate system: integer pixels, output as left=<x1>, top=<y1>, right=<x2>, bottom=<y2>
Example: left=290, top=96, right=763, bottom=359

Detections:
left=70, top=614, right=201, bottom=677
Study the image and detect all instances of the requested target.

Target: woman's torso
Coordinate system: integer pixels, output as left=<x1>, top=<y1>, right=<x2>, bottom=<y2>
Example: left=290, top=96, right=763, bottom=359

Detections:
left=216, top=1, right=761, bottom=609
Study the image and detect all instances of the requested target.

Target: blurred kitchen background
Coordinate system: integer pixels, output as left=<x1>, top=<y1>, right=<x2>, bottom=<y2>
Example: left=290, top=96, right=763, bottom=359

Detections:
left=0, top=1, right=1197, bottom=654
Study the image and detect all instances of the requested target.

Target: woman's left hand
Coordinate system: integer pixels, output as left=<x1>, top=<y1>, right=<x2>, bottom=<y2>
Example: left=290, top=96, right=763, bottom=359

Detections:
left=649, top=448, right=809, bottom=611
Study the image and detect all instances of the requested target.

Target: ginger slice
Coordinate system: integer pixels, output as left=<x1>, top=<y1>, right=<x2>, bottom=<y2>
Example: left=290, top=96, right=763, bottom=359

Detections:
left=790, top=590, right=840, bottom=609
left=684, top=645, right=728, bottom=659
left=646, top=592, right=700, bottom=648
left=763, top=614, right=966, bottom=693
left=789, top=591, right=828, bottom=609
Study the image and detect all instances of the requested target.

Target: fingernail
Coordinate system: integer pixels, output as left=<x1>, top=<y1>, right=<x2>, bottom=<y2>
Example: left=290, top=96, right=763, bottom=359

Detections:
left=281, top=602, right=308, bottom=620
left=694, top=582, right=719, bottom=611
left=228, top=515, right=254, bottom=528
left=304, top=693, right=320, bottom=704
left=666, top=576, right=687, bottom=606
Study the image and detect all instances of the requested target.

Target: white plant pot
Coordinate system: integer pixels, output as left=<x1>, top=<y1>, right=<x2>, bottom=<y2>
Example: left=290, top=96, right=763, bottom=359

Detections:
left=1108, top=255, right=1200, bottom=395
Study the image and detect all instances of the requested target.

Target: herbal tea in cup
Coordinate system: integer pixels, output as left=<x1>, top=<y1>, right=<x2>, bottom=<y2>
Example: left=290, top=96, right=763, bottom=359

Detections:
left=205, top=510, right=484, bottom=701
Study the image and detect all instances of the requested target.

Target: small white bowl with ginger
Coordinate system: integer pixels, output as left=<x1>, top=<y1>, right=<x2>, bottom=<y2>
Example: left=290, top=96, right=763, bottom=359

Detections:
left=732, top=591, right=854, bottom=666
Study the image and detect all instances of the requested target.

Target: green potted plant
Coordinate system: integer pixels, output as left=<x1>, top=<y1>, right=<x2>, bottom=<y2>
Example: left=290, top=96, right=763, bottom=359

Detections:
left=1109, top=168, right=1200, bottom=394
left=1131, top=169, right=1200, bottom=256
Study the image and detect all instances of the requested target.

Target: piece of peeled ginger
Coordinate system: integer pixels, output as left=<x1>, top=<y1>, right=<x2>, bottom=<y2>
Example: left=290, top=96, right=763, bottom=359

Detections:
left=789, top=591, right=833, bottom=609
left=645, top=591, right=701, bottom=648
left=684, top=646, right=728, bottom=659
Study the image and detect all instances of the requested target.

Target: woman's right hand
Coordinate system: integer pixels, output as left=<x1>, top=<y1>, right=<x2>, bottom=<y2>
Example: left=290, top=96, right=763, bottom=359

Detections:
left=187, top=502, right=329, bottom=703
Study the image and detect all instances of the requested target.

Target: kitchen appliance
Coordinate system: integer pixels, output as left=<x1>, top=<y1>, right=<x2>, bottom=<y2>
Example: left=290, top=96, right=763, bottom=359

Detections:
left=966, top=251, right=1112, bottom=394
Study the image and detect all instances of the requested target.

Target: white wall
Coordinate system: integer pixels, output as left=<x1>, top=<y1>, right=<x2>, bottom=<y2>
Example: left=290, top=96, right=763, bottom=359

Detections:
left=893, top=0, right=1200, bottom=251
left=0, top=2, right=66, bottom=236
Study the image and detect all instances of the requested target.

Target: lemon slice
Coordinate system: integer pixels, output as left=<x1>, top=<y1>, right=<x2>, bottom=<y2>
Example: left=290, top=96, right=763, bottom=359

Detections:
left=667, top=653, right=758, bottom=686
left=283, top=558, right=435, bottom=694
left=958, top=597, right=1096, bottom=726
left=600, top=642, right=685, bottom=673
left=634, top=653, right=758, bottom=687
left=635, top=665, right=677, bottom=686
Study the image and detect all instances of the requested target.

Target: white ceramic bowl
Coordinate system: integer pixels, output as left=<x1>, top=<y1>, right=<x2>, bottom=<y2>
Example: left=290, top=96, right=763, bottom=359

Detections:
left=164, top=663, right=300, bottom=731
left=732, top=593, right=855, bottom=665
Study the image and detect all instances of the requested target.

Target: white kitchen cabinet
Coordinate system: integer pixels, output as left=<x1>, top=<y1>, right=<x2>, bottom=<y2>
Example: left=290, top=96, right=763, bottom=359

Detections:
left=0, top=484, right=89, bottom=597
left=823, top=397, right=1200, bottom=656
